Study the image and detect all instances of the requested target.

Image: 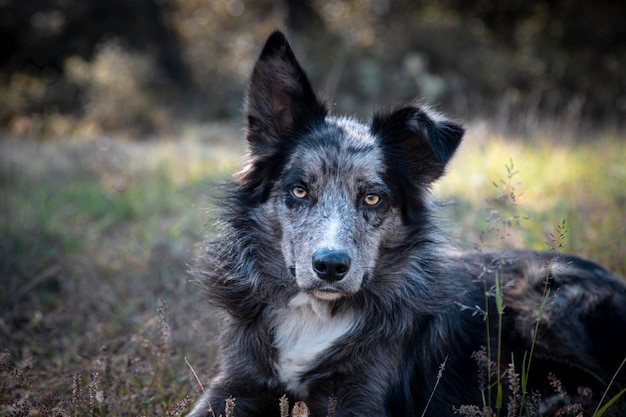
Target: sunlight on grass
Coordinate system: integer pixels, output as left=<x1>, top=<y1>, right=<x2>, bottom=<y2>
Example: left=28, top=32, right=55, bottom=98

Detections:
left=434, top=126, right=626, bottom=272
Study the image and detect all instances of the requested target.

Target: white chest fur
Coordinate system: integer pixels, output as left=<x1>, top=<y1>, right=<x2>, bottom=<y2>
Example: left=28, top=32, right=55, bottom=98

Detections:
left=273, top=293, right=356, bottom=396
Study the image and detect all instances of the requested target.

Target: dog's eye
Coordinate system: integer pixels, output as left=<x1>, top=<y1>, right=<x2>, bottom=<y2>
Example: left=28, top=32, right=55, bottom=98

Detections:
left=291, top=186, right=308, bottom=199
left=363, top=193, right=381, bottom=206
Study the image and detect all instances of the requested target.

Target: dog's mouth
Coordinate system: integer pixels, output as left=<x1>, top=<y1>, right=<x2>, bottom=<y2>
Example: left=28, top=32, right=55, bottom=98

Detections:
left=310, top=289, right=344, bottom=301
left=301, top=283, right=355, bottom=301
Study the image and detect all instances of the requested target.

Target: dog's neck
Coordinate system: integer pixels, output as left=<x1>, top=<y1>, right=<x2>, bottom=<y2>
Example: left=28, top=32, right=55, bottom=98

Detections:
left=272, top=292, right=357, bottom=396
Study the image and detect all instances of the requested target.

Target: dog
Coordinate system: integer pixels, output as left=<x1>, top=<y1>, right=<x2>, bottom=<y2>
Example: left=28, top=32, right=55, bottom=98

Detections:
left=189, top=31, right=626, bottom=417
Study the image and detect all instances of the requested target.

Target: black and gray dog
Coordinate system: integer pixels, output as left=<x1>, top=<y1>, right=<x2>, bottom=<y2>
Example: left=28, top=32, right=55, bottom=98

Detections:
left=189, top=31, right=626, bottom=417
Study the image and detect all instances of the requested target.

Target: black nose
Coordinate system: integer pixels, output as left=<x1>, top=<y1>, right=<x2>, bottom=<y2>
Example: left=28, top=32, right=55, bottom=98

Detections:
left=312, top=248, right=351, bottom=282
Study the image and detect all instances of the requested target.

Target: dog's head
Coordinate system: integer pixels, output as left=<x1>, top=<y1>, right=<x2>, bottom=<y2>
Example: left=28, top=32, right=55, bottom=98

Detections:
left=237, top=31, right=464, bottom=302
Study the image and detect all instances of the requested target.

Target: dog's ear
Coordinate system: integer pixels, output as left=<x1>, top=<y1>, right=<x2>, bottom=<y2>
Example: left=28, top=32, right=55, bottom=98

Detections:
left=372, top=104, right=463, bottom=221
left=237, top=31, right=327, bottom=203
left=372, top=104, right=464, bottom=185
left=245, top=31, right=328, bottom=157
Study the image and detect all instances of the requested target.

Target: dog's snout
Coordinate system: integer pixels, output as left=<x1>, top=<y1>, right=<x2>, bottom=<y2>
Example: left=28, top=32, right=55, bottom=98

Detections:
left=312, top=248, right=351, bottom=282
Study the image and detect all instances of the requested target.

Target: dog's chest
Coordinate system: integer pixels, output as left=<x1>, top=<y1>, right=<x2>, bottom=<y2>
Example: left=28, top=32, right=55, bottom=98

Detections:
left=273, top=294, right=356, bottom=396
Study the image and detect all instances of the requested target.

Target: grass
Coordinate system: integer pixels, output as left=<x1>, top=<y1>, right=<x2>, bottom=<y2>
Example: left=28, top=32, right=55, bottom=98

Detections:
left=454, top=161, right=579, bottom=417
left=1, top=121, right=625, bottom=415
left=434, top=126, right=626, bottom=272
left=1, top=123, right=242, bottom=415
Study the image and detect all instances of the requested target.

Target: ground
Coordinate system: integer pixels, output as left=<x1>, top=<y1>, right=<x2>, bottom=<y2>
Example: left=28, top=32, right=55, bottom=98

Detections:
left=1, top=121, right=625, bottom=415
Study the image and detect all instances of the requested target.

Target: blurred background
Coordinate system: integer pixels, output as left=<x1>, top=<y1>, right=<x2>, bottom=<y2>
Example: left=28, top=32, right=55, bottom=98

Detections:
left=1, top=0, right=625, bottom=138
left=1, top=1, right=626, bottom=415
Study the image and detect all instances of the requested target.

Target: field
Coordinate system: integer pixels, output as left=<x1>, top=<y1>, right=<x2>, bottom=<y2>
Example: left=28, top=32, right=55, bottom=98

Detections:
left=1, top=121, right=625, bottom=415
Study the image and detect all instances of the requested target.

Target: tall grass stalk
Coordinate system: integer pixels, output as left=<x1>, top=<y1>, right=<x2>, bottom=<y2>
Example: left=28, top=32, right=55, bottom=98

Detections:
left=481, top=267, right=494, bottom=409
left=185, top=357, right=215, bottom=417
left=483, top=159, right=524, bottom=416
left=420, top=356, right=449, bottom=417
left=494, top=270, right=505, bottom=415
left=518, top=284, right=551, bottom=415
left=592, top=357, right=626, bottom=417
left=480, top=161, right=577, bottom=416
left=518, top=219, right=567, bottom=415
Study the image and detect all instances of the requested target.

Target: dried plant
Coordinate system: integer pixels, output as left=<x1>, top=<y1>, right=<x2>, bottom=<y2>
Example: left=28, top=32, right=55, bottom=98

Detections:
left=224, top=396, right=236, bottom=417
left=292, top=401, right=310, bottom=417
left=280, top=394, right=290, bottom=417
left=505, top=361, right=520, bottom=417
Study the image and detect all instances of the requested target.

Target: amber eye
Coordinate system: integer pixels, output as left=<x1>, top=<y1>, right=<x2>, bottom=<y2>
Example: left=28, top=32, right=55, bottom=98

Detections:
left=363, top=193, right=381, bottom=206
left=291, top=186, right=308, bottom=199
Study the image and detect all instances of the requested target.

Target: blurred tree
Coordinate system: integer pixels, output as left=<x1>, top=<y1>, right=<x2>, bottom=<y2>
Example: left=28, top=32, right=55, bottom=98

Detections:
left=0, top=0, right=189, bottom=134
left=0, top=0, right=189, bottom=86
left=449, top=0, right=626, bottom=123
left=285, top=0, right=325, bottom=32
left=0, top=0, right=624, bottom=137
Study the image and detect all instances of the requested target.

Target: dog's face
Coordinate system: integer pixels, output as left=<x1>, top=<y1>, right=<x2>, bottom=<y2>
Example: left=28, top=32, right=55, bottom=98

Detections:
left=271, top=117, right=399, bottom=299
left=238, top=32, right=464, bottom=301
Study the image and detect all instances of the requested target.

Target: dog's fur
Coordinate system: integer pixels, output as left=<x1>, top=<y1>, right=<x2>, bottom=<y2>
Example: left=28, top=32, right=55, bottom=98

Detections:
left=189, top=31, right=626, bottom=417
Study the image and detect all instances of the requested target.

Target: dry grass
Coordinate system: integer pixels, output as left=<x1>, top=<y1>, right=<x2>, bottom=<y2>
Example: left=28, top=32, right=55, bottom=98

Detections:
left=1, top=121, right=625, bottom=415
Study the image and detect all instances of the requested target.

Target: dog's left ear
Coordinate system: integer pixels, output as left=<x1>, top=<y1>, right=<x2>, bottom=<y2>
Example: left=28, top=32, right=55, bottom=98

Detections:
left=372, top=104, right=464, bottom=185
left=237, top=31, right=328, bottom=202
left=245, top=31, right=328, bottom=158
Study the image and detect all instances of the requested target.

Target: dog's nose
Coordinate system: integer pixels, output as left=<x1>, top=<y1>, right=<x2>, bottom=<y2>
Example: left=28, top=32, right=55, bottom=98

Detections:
left=312, top=248, right=351, bottom=282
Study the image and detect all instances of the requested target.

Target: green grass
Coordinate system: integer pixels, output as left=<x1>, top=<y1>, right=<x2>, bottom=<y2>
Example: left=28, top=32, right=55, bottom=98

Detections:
left=1, top=122, right=625, bottom=415
left=1, top=125, right=241, bottom=415
left=434, top=128, right=626, bottom=272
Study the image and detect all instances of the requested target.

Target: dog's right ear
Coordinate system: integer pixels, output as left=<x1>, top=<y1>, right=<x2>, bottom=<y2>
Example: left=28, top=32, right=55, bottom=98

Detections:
left=372, top=104, right=464, bottom=185
left=372, top=104, right=464, bottom=221
left=245, top=31, right=328, bottom=158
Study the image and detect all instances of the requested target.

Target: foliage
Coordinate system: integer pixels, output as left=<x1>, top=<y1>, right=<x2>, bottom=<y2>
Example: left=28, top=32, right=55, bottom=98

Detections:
left=1, top=1, right=625, bottom=138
